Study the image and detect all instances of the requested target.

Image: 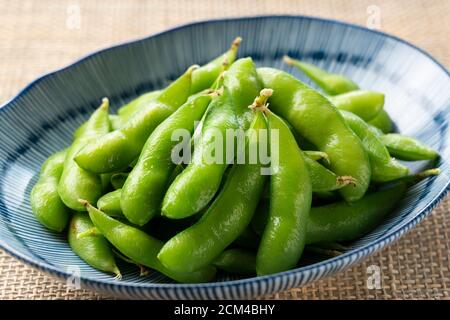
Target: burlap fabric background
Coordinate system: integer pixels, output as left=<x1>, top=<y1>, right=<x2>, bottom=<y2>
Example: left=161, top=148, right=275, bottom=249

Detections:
left=0, top=0, right=448, bottom=300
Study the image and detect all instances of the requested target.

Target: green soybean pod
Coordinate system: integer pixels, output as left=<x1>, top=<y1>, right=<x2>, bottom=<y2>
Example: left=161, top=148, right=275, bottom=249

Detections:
left=30, top=150, right=70, bottom=232
left=213, top=248, right=256, bottom=275
left=74, top=66, right=196, bottom=173
left=121, top=93, right=212, bottom=225
left=329, top=90, right=385, bottom=121
left=157, top=102, right=268, bottom=273
left=341, top=110, right=409, bottom=182
left=58, top=98, right=111, bottom=211
left=256, top=108, right=312, bottom=276
left=82, top=200, right=216, bottom=283
left=380, top=133, right=439, bottom=161
left=284, top=55, right=359, bottom=95
left=258, top=67, right=370, bottom=202
left=368, top=109, right=393, bottom=133
left=97, top=189, right=123, bottom=218
left=68, top=212, right=120, bottom=276
left=306, top=183, right=407, bottom=244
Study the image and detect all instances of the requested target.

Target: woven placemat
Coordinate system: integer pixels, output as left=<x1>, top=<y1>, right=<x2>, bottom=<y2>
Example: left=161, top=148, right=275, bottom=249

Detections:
left=0, top=0, right=449, bottom=300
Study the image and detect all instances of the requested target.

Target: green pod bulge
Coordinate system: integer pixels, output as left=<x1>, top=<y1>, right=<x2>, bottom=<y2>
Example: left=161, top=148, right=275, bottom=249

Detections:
left=158, top=106, right=268, bottom=273
left=162, top=57, right=262, bottom=219
left=368, top=109, right=393, bottom=133
left=329, top=90, right=385, bottom=121
left=121, top=93, right=212, bottom=225
left=284, top=56, right=359, bottom=95
left=73, top=115, right=122, bottom=140
left=380, top=133, right=439, bottom=161
left=97, top=189, right=124, bottom=218
left=83, top=201, right=216, bottom=283
left=304, top=156, right=356, bottom=192
left=213, top=248, right=256, bottom=276
left=74, top=66, right=196, bottom=173
left=256, top=109, right=312, bottom=276
left=258, top=67, right=370, bottom=202
left=341, top=111, right=409, bottom=182
left=30, top=150, right=71, bottom=232
left=58, top=98, right=111, bottom=211
left=68, top=212, right=120, bottom=276
left=117, top=90, right=162, bottom=118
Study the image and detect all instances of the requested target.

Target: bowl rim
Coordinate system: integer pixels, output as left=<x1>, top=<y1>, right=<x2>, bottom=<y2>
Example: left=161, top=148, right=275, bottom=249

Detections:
left=0, top=14, right=449, bottom=292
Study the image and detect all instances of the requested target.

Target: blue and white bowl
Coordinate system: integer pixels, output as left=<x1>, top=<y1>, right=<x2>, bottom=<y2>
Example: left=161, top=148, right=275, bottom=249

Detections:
left=0, top=16, right=449, bottom=299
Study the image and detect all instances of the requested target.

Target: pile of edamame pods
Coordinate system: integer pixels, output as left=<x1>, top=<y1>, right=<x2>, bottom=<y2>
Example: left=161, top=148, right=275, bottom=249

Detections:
left=31, top=37, right=440, bottom=282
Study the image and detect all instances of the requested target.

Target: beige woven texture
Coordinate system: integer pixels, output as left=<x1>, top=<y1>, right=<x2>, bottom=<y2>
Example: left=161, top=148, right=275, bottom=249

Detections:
left=0, top=0, right=449, bottom=300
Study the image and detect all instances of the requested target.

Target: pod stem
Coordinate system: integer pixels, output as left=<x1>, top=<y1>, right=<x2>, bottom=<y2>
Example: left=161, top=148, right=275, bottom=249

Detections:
left=337, top=175, right=358, bottom=187
left=283, top=55, right=295, bottom=66
left=400, top=168, right=440, bottom=186
left=249, top=88, right=273, bottom=113
left=100, top=97, right=109, bottom=110
left=231, top=36, right=242, bottom=50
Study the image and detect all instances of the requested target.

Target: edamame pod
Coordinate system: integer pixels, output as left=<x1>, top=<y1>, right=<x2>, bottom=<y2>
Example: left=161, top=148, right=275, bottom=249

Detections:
left=121, top=93, right=212, bottom=225
left=158, top=99, right=268, bottom=273
left=256, top=107, right=312, bottom=276
left=258, top=67, right=370, bottom=201
left=74, top=66, right=197, bottom=173
left=82, top=200, right=216, bottom=283
left=162, top=58, right=262, bottom=219
left=191, top=37, right=241, bottom=93
left=329, top=90, right=385, bottom=121
left=58, top=98, right=111, bottom=211
left=380, top=133, right=439, bottom=161
left=284, top=56, right=359, bottom=95
left=31, top=150, right=70, bottom=232
left=68, top=212, right=120, bottom=276
left=306, top=183, right=407, bottom=243
left=341, top=111, right=409, bottom=182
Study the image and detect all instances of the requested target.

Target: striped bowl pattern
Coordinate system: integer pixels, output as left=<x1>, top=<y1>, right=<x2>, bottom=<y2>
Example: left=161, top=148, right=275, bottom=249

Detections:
left=0, top=16, right=449, bottom=300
